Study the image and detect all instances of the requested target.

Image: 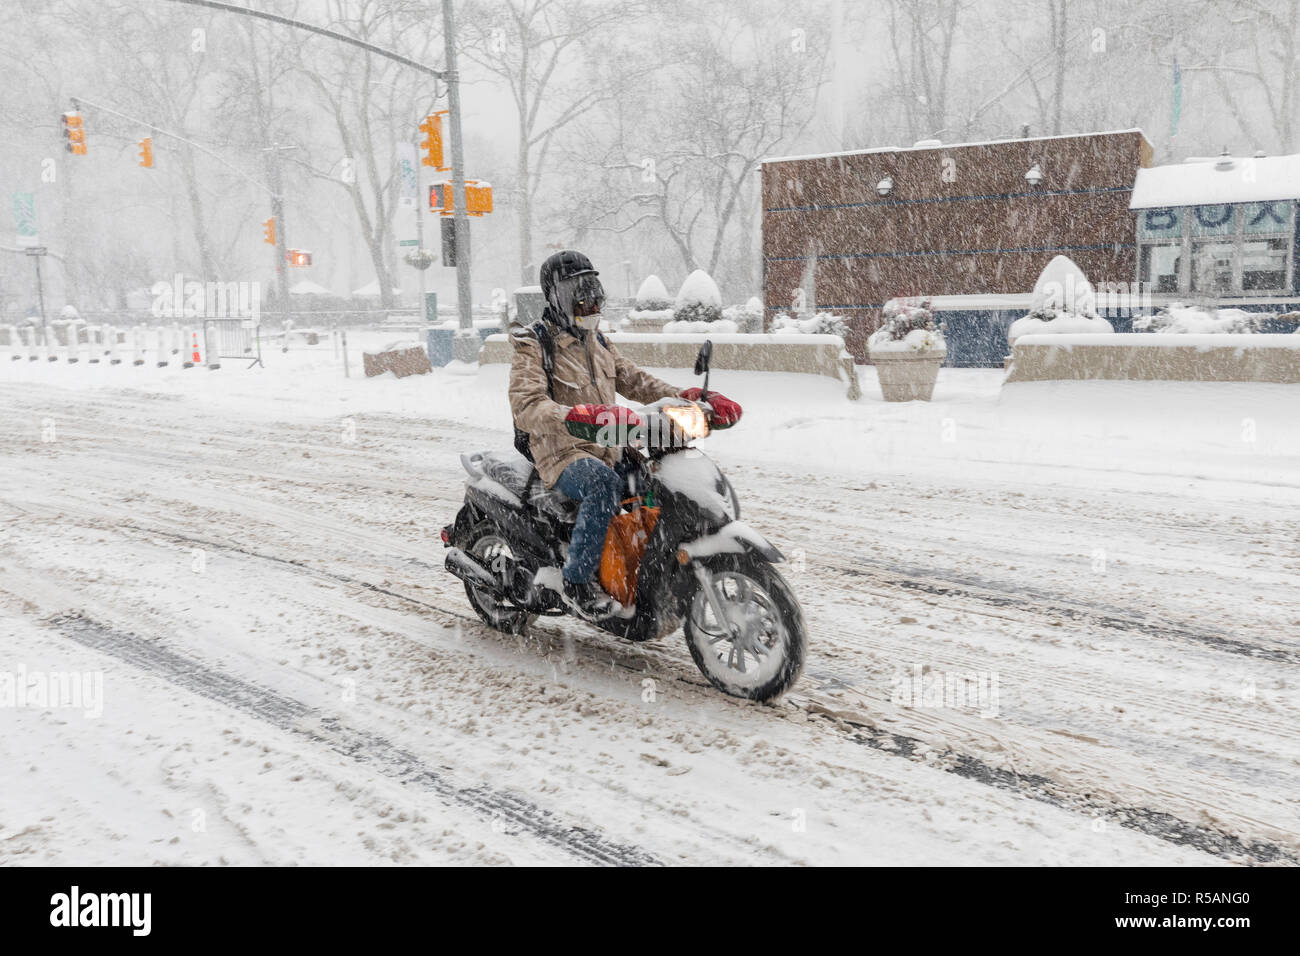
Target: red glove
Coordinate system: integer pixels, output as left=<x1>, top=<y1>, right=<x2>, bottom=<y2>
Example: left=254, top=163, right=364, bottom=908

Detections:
left=565, top=403, right=643, bottom=445
left=678, top=388, right=743, bottom=429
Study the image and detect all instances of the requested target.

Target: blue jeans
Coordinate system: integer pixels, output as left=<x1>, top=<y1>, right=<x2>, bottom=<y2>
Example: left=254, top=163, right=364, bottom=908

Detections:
left=555, top=457, right=626, bottom=584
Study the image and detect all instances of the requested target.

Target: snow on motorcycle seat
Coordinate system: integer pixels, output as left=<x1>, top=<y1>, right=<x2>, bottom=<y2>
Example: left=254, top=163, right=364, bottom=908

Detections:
left=463, top=450, right=578, bottom=522
left=481, top=451, right=535, bottom=500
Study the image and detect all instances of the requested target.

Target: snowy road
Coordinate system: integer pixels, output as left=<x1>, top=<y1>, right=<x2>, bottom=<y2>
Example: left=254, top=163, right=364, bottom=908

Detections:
left=1, top=352, right=1297, bottom=865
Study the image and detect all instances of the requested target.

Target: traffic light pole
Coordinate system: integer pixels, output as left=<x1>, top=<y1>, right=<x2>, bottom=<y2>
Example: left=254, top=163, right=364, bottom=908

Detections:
left=32, top=253, right=48, bottom=345
left=263, top=143, right=294, bottom=331
left=442, top=0, right=476, bottom=360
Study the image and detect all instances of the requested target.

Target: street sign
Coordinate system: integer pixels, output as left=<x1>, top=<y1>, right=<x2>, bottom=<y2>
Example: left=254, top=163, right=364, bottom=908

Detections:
left=398, top=239, right=420, bottom=247
left=24, top=246, right=47, bottom=257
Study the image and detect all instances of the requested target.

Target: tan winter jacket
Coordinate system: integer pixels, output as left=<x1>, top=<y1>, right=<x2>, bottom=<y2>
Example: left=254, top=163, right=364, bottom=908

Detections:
left=509, top=322, right=680, bottom=487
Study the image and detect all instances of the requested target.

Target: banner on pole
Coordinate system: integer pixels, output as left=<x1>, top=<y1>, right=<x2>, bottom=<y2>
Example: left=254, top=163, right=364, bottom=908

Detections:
left=397, top=143, right=419, bottom=209
left=13, top=192, right=37, bottom=248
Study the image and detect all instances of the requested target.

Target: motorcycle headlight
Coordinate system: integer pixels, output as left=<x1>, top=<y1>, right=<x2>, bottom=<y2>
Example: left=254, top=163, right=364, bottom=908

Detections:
left=662, top=403, right=710, bottom=440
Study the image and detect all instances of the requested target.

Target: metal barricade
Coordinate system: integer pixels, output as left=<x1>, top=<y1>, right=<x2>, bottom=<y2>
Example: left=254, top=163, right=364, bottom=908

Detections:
left=202, top=318, right=263, bottom=368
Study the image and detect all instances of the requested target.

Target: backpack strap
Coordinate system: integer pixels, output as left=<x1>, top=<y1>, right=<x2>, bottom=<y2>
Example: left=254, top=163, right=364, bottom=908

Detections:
left=531, top=320, right=555, bottom=398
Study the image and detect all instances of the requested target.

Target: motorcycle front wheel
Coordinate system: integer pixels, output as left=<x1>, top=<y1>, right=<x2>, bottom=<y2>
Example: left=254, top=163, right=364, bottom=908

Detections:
left=683, top=554, right=805, bottom=701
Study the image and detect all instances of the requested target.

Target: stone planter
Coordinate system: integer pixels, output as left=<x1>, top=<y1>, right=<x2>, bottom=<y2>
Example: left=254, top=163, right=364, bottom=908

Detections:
left=870, top=349, right=945, bottom=401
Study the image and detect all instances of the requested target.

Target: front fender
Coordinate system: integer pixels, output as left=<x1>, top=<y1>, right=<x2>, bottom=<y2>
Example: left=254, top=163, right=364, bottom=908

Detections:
left=680, top=520, right=784, bottom=564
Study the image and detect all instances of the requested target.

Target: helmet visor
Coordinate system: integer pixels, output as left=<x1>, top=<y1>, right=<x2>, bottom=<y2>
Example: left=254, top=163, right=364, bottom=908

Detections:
left=555, top=272, right=605, bottom=322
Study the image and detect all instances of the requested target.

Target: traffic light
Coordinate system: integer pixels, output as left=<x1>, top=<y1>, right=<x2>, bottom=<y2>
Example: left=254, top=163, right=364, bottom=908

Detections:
left=286, top=249, right=312, bottom=267
left=61, top=112, right=87, bottom=155
left=262, top=217, right=276, bottom=245
left=138, top=137, right=153, bottom=168
left=466, top=180, right=493, bottom=216
left=429, top=179, right=493, bottom=216
left=419, top=112, right=446, bottom=170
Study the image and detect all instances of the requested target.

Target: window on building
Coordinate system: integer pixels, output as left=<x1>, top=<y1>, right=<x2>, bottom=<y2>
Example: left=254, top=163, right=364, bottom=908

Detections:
left=1136, top=201, right=1294, bottom=296
left=1241, top=237, right=1289, bottom=291
left=1139, top=243, right=1181, bottom=293
left=1190, top=240, right=1236, bottom=293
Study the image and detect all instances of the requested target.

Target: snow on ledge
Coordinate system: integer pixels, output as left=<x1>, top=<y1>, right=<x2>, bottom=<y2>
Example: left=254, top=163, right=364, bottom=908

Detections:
left=483, top=332, right=845, bottom=346
left=1014, top=333, right=1300, bottom=349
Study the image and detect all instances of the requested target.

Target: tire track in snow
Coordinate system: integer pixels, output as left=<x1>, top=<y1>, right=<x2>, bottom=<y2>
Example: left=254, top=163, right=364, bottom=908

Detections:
left=42, top=611, right=660, bottom=868
left=109, top=523, right=1297, bottom=866
left=820, top=713, right=1298, bottom=865
left=827, top=556, right=1299, bottom=664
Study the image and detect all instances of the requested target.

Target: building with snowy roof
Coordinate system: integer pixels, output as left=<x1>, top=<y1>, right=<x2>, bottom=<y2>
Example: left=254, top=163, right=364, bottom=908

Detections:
left=761, top=131, right=1300, bottom=366
left=1130, top=154, right=1299, bottom=301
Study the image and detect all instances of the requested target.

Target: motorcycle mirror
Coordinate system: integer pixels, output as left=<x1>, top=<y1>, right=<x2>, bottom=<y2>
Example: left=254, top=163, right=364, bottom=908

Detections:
left=694, top=340, right=712, bottom=376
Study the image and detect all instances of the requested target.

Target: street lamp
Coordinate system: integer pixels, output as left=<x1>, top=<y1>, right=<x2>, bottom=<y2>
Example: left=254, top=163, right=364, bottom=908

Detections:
left=1024, top=163, right=1044, bottom=188
left=875, top=175, right=894, bottom=197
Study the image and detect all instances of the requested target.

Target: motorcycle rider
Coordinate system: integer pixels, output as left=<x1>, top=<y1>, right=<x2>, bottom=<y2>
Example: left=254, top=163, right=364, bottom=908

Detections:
left=509, top=250, right=741, bottom=619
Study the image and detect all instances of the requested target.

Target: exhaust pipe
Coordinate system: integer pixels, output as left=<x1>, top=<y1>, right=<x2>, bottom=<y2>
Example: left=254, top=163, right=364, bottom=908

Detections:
left=445, top=547, right=500, bottom=592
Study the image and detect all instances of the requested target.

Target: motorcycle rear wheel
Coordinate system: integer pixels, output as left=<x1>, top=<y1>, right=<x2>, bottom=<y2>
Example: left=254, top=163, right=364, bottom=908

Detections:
left=683, top=554, right=805, bottom=701
left=462, top=522, right=536, bottom=635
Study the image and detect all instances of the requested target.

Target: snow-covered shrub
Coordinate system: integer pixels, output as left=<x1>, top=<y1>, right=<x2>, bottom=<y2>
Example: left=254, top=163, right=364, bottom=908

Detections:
left=1133, top=304, right=1270, bottom=334
left=673, top=269, right=723, bottom=324
left=722, top=296, right=764, bottom=332
left=868, top=298, right=946, bottom=353
left=773, top=310, right=850, bottom=339
left=634, top=274, right=672, bottom=311
left=1007, top=256, right=1113, bottom=344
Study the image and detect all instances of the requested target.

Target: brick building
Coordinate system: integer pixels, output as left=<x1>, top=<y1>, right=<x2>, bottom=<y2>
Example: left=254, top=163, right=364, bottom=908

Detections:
left=761, top=130, right=1155, bottom=364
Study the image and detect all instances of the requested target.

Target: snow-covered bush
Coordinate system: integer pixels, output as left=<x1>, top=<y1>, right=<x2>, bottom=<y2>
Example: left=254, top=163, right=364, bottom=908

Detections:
left=634, top=275, right=672, bottom=311
left=773, top=310, right=850, bottom=339
left=1007, top=256, right=1113, bottom=344
left=1133, top=304, right=1270, bottom=334
left=673, top=269, right=723, bottom=324
left=721, top=296, right=764, bottom=333
left=868, top=298, right=945, bottom=353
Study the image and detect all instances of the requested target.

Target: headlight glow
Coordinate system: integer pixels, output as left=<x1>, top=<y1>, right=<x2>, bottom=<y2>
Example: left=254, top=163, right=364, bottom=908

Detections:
left=662, top=403, right=710, bottom=439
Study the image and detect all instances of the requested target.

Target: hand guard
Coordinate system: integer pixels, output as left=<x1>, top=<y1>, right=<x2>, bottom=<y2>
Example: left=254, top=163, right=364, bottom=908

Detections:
left=564, top=403, right=643, bottom=446
left=677, top=388, right=742, bottom=429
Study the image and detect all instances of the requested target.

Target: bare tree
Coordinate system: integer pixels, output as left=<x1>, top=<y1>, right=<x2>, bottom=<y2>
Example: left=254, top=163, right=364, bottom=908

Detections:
left=460, top=0, right=648, bottom=285
left=293, top=0, right=443, bottom=310
left=563, top=0, right=829, bottom=294
left=881, top=0, right=965, bottom=141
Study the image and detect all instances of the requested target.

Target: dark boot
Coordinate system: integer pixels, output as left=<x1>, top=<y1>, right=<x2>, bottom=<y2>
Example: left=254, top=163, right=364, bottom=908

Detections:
left=562, top=578, right=622, bottom=620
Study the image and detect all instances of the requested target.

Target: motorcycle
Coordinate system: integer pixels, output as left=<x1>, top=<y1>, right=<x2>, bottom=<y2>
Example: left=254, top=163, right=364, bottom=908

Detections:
left=442, top=341, right=805, bottom=701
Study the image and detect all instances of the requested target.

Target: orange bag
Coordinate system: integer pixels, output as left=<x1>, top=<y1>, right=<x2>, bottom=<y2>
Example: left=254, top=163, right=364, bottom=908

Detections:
left=598, top=506, right=660, bottom=607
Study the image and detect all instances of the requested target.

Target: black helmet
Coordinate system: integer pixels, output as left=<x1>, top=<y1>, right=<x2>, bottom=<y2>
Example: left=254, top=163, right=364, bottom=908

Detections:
left=540, top=250, right=605, bottom=330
